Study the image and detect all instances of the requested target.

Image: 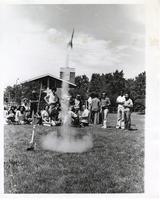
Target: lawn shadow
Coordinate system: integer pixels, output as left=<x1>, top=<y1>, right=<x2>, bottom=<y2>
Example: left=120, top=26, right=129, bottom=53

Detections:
left=129, top=128, right=138, bottom=131
left=107, top=125, right=116, bottom=128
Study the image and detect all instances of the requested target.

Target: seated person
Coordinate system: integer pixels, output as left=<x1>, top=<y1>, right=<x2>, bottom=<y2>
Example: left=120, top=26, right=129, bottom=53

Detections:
left=15, top=106, right=26, bottom=125
left=36, top=111, right=43, bottom=125
left=6, top=107, right=16, bottom=124
left=50, top=103, right=60, bottom=121
left=68, top=106, right=80, bottom=127
left=41, top=105, right=51, bottom=126
left=79, top=105, right=90, bottom=127
left=74, top=94, right=82, bottom=113
left=22, top=98, right=30, bottom=116
left=44, top=87, right=59, bottom=118
left=50, top=104, right=62, bottom=126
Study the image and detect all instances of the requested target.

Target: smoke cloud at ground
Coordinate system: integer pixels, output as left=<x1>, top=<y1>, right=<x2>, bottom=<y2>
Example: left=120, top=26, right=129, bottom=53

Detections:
left=41, top=131, right=93, bottom=153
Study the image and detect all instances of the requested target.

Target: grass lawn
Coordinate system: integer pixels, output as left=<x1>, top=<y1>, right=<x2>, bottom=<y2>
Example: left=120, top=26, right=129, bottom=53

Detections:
left=4, top=113, right=144, bottom=193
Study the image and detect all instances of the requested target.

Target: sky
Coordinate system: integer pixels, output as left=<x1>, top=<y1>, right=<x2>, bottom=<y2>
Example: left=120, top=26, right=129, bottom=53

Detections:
left=0, top=4, right=145, bottom=87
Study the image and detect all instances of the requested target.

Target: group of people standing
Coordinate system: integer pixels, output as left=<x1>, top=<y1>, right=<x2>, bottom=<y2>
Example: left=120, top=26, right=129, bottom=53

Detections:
left=4, top=87, right=133, bottom=130
left=87, top=90, right=133, bottom=130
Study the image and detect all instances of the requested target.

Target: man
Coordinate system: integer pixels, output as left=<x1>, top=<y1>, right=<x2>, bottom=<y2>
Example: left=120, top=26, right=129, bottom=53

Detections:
left=91, top=93, right=100, bottom=125
left=100, top=92, right=111, bottom=128
left=22, top=98, right=30, bottom=119
left=80, top=105, right=90, bottom=127
left=116, top=90, right=125, bottom=129
left=87, top=94, right=93, bottom=123
left=30, top=90, right=38, bottom=118
left=44, top=87, right=59, bottom=119
left=124, top=93, right=133, bottom=130
left=74, top=94, right=82, bottom=113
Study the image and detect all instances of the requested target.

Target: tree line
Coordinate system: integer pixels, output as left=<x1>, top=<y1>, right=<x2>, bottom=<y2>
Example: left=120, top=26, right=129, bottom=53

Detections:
left=4, top=70, right=146, bottom=112
left=70, top=70, right=145, bottom=112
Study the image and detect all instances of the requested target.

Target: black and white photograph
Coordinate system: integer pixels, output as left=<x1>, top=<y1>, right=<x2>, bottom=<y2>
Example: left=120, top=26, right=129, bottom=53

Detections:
left=0, top=0, right=159, bottom=197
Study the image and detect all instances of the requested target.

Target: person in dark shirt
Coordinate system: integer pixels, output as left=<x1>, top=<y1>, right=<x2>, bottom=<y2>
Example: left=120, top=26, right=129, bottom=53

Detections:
left=91, top=93, right=100, bottom=124
left=29, top=90, right=38, bottom=118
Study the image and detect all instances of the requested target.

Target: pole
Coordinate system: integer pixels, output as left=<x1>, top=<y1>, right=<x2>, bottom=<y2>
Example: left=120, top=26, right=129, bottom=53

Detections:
left=37, top=81, right=43, bottom=113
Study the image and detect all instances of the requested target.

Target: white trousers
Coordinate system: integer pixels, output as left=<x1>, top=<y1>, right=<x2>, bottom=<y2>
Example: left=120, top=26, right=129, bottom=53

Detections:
left=102, top=108, right=109, bottom=127
left=116, top=106, right=125, bottom=129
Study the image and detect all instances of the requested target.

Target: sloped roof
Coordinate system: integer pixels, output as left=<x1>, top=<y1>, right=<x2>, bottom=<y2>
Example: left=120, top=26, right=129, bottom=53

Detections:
left=21, top=73, right=76, bottom=87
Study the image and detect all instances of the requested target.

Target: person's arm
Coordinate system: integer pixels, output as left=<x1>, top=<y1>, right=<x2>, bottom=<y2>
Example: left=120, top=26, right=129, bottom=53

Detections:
left=128, top=99, right=133, bottom=108
left=116, top=97, right=119, bottom=104
left=56, top=95, right=59, bottom=104
left=98, top=99, right=101, bottom=110
left=100, top=100, right=103, bottom=112
left=30, top=99, right=38, bottom=103
left=107, top=98, right=111, bottom=106
left=15, top=111, right=19, bottom=122
left=44, top=94, right=49, bottom=104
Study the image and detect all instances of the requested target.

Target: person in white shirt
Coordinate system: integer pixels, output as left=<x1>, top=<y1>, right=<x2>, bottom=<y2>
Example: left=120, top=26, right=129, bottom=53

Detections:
left=22, top=98, right=30, bottom=119
left=116, top=91, right=125, bottom=129
left=124, top=93, right=133, bottom=130
left=74, top=94, right=82, bottom=112
left=68, top=106, right=79, bottom=126
left=44, top=87, right=59, bottom=118
left=80, top=105, right=90, bottom=127
left=15, top=106, right=26, bottom=125
left=41, top=105, right=51, bottom=126
left=22, top=98, right=30, bottom=111
left=87, top=94, right=93, bottom=123
left=87, top=95, right=92, bottom=110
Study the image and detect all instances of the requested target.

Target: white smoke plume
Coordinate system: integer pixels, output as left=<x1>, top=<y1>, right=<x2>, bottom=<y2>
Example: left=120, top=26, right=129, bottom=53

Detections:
left=40, top=32, right=93, bottom=153
left=41, top=130, right=93, bottom=153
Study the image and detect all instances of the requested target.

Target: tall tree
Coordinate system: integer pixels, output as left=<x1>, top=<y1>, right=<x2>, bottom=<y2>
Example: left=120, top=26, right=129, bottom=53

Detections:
left=89, top=73, right=102, bottom=96
left=69, top=75, right=89, bottom=100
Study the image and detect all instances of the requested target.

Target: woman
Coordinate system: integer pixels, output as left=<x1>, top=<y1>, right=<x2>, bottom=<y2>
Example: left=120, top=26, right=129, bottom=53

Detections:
left=15, top=106, right=26, bottom=125
left=6, top=106, right=16, bottom=124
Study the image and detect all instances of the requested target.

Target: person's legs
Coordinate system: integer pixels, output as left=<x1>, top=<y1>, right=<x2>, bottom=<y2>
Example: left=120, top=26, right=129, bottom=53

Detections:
left=125, top=110, right=131, bottom=129
left=102, top=108, right=109, bottom=128
left=30, top=105, right=34, bottom=118
left=94, top=111, right=97, bottom=125
left=91, top=111, right=94, bottom=124
left=101, top=109, right=104, bottom=124
left=48, top=105, right=52, bottom=117
left=121, top=108, right=125, bottom=129
left=97, top=111, right=99, bottom=124
left=116, top=107, right=121, bottom=128
left=30, top=103, right=37, bottom=118
left=128, top=111, right=131, bottom=129
left=88, top=109, right=92, bottom=123
left=49, top=104, right=56, bottom=120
